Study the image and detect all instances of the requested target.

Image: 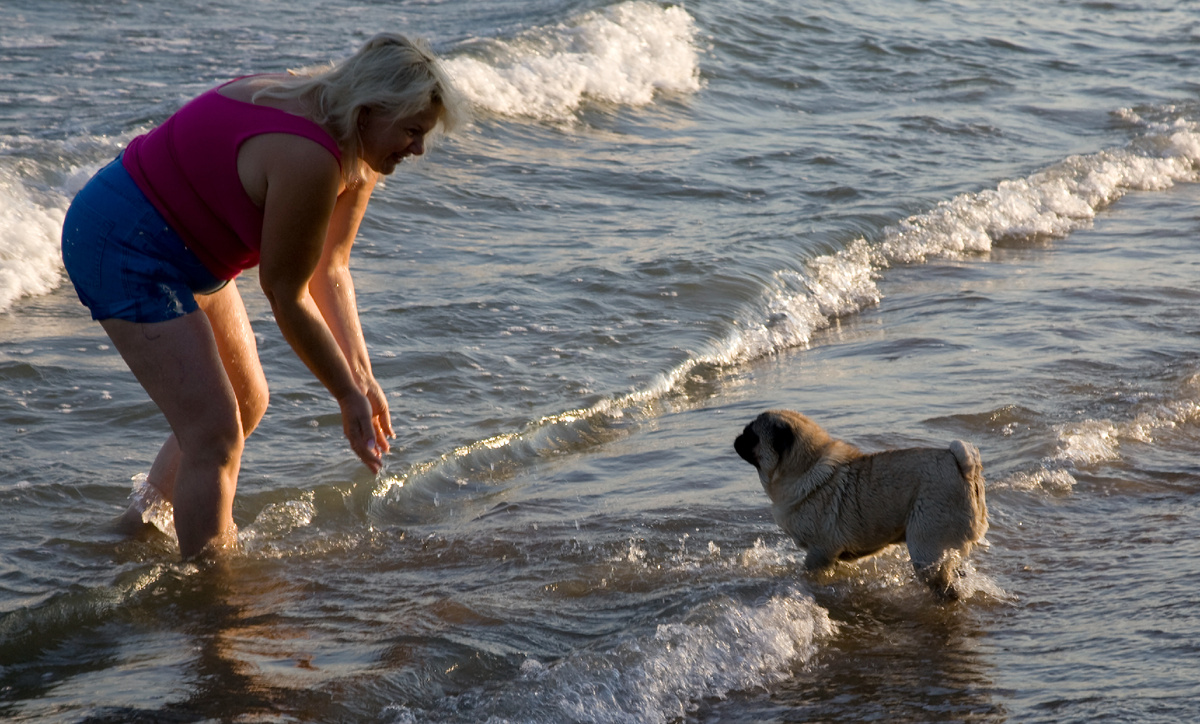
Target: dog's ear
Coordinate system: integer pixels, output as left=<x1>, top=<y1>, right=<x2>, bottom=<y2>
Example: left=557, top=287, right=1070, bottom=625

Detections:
left=770, top=420, right=795, bottom=459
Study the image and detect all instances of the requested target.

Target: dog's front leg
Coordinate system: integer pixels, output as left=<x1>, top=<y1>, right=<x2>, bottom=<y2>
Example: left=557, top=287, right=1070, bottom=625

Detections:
left=803, top=548, right=835, bottom=572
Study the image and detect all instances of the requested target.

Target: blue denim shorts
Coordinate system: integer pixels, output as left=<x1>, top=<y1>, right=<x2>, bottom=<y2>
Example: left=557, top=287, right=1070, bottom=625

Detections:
left=61, top=155, right=228, bottom=323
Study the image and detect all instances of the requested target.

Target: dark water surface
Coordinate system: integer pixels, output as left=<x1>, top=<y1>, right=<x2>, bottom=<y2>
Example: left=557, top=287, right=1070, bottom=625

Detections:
left=2, top=0, right=1199, bottom=721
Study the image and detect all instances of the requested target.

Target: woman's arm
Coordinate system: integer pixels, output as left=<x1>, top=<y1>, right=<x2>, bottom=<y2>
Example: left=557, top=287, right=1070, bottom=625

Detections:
left=257, top=140, right=383, bottom=472
left=308, top=172, right=395, bottom=452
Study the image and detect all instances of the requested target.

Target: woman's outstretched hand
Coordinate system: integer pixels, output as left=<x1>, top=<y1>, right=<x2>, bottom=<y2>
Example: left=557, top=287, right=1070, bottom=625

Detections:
left=339, top=390, right=384, bottom=473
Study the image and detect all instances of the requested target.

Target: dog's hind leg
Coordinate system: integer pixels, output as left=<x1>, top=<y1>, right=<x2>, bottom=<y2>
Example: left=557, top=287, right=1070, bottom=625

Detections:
left=911, top=549, right=964, bottom=601
left=907, top=526, right=972, bottom=601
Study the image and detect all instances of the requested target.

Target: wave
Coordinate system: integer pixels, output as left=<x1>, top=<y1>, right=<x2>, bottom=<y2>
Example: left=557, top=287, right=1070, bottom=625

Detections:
left=723, top=114, right=1200, bottom=367
left=444, top=1, right=701, bottom=121
left=586, top=108, right=1200, bottom=378
left=0, top=132, right=121, bottom=315
left=0, top=561, right=178, bottom=665
left=996, top=371, right=1200, bottom=493
left=383, top=584, right=834, bottom=724
left=0, top=165, right=70, bottom=314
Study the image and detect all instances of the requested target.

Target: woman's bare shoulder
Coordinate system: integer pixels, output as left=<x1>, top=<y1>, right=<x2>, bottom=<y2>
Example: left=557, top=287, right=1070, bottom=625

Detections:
left=261, top=134, right=341, bottom=183
left=237, top=132, right=342, bottom=207
left=217, top=73, right=297, bottom=107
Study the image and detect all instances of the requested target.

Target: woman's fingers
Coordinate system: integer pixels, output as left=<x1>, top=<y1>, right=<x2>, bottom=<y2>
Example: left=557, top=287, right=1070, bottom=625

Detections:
left=373, top=418, right=391, bottom=454
left=366, top=379, right=395, bottom=440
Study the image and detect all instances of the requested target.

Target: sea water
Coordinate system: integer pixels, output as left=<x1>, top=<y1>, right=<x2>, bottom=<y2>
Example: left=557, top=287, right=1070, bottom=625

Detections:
left=2, top=0, right=1199, bottom=721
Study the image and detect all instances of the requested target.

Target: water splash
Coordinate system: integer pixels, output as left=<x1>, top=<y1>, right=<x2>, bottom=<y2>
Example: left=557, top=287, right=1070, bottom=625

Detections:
left=239, top=492, right=318, bottom=554
left=128, top=473, right=176, bottom=539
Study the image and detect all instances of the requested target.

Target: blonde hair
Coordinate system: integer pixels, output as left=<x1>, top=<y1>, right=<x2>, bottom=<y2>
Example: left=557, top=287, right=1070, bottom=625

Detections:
left=253, top=33, right=468, bottom=187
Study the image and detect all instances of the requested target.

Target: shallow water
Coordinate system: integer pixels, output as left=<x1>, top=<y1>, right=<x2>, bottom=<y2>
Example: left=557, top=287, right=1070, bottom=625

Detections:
left=3, top=0, right=1200, bottom=721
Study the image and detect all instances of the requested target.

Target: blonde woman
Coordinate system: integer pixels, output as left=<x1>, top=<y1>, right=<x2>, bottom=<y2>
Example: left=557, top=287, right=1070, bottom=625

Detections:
left=61, top=34, right=466, bottom=559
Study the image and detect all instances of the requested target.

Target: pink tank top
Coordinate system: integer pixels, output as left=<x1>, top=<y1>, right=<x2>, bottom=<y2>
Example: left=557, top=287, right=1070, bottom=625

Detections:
left=122, top=78, right=342, bottom=280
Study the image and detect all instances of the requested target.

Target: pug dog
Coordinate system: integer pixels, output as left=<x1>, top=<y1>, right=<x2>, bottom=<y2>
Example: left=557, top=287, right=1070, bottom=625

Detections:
left=734, top=409, right=988, bottom=600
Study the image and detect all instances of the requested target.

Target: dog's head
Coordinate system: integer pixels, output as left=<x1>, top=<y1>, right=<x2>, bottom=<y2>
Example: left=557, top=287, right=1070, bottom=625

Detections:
left=735, top=413, right=794, bottom=471
left=734, top=409, right=840, bottom=483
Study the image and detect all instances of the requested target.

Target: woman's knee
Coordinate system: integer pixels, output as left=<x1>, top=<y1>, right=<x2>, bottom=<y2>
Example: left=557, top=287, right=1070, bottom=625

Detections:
left=239, top=382, right=269, bottom=437
left=177, top=402, right=245, bottom=467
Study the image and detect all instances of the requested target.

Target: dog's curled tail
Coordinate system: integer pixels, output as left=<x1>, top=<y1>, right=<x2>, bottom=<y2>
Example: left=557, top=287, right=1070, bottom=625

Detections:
left=948, top=440, right=982, bottom=479
left=948, top=439, right=988, bottom=539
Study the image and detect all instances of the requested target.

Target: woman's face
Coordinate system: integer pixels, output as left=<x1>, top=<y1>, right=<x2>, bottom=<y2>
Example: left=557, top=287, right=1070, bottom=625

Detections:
left=358, top=104, right=441, bottom=175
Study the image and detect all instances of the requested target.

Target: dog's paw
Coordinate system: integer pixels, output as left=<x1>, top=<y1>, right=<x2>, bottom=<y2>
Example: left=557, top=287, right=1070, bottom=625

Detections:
left=915, top=560, right=966, bottom=602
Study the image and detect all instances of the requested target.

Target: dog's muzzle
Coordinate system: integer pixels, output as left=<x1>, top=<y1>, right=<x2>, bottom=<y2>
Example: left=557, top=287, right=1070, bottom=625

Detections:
left=734, top=427, right=759, bottom=468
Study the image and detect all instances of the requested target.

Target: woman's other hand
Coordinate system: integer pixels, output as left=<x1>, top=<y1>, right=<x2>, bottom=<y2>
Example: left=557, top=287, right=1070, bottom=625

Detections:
left=363, top=376, right=394, bottom=456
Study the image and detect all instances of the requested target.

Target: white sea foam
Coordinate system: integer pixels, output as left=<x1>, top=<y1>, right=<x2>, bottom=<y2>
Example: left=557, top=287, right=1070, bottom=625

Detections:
left=385, top=586, right=834, bottom=724
left=0, top=165, right=70, bottom=313
left=1051, top=419, right=1123, bottom=467
left=445, top=1, right=700, bottom=121
left=601, top=120, right=1200, bottom=426
left=558, top=122, right=1200, bottom=444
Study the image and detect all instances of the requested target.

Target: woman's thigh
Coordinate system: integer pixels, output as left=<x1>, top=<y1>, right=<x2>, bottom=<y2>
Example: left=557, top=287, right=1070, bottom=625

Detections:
left=100, top=312, right=242, bottom=452
left=197, top=280, right=269, bottom=434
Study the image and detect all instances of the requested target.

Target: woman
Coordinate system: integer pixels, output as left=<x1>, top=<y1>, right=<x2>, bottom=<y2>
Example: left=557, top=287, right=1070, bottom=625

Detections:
left=61, top=34, right=466, bottom=559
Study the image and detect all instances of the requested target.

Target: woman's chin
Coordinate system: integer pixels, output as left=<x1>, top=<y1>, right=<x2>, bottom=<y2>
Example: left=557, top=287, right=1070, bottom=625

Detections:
left=370, top=156, right=402, bottom=176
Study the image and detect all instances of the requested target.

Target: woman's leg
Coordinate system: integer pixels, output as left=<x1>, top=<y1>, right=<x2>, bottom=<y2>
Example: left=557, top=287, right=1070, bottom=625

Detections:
left=103, top=310, right=243, bottom=559
left=136, top=281, right=269, bottom=506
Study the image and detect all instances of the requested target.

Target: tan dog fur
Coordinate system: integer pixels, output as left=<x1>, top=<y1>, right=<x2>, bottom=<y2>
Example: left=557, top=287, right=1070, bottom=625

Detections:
left=734, top=410, right=988, bottom=600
